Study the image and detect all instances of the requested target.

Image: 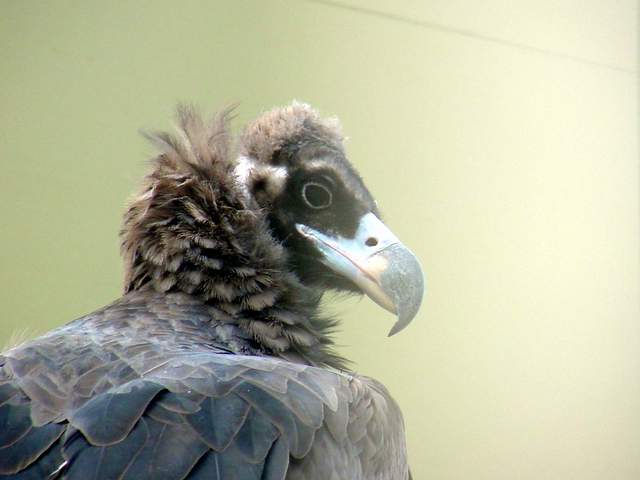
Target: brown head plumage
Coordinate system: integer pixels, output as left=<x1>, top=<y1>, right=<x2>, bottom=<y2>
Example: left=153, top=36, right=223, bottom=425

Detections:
left=240, top=101, right=343, bottom=163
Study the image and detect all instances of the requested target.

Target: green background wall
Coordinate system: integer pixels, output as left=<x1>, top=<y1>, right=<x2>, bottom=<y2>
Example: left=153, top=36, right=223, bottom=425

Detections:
left=1, top=1, right=638, bottom=478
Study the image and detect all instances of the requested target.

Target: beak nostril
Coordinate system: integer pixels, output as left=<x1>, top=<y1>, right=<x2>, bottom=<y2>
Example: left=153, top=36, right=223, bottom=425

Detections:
left=365, top=237, right=378, bottom=247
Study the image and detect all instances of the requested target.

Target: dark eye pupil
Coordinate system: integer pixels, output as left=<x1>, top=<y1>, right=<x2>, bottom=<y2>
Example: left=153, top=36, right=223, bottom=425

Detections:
left=303, top=183, right=332, bottom=208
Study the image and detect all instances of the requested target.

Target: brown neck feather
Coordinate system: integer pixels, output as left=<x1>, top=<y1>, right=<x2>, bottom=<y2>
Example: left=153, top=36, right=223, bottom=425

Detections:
left=119, top=106, right=347, bottom=369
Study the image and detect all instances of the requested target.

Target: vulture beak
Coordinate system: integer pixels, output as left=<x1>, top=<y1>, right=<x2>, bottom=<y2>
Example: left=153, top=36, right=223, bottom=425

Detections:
left=296, top=213, right=424, bottom=336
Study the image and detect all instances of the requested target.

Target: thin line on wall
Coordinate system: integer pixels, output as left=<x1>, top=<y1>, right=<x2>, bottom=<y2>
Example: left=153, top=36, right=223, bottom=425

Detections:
left=306, top=0, right=637, bottom=75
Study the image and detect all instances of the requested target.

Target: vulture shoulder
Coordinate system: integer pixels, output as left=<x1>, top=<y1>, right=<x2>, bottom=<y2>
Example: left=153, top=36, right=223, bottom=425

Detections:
left=0, top=291, right=408, bottom=480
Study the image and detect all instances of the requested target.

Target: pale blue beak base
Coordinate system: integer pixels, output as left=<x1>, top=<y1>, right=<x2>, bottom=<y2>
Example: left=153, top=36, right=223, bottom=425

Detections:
left=296, top=212, right=424, bottom=336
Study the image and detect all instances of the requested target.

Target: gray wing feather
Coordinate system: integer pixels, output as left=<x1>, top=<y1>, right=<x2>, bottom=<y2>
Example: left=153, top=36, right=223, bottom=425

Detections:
left=0, top=293, right=409, bottom=479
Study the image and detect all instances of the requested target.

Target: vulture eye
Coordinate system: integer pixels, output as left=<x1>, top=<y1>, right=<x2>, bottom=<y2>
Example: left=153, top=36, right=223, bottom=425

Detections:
left=301, top=182, right=333, bottom=209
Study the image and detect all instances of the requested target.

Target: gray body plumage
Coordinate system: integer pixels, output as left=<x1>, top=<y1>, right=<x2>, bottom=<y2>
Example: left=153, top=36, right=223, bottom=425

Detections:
left=1, top=291, right=408, bottom=479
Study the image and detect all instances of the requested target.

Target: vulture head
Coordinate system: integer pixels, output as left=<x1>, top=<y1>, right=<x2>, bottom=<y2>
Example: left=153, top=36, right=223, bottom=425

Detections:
left=239, top=103, right=424, bottom=335
left=121, top=102, right=424, bottom=365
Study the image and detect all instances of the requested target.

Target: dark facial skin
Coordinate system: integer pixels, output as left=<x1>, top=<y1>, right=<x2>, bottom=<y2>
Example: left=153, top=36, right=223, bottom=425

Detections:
left=264, top=143, right=379, bottom=292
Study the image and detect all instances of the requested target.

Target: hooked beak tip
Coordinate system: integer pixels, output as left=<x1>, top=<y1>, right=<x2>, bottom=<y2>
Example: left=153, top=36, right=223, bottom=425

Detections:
left=296, top=214, right=425, bottom=336
left=379, top=243, right=424, bottom=336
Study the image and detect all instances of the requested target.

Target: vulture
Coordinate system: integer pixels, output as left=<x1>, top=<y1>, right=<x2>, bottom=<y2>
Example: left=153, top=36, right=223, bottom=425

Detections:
left=0, top=103, right=424, bottom=479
